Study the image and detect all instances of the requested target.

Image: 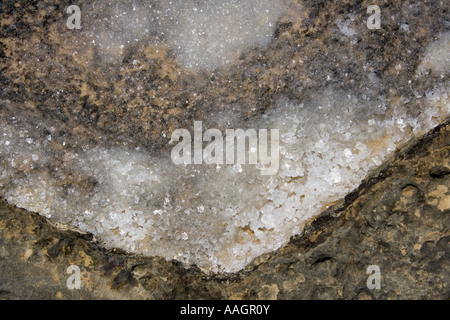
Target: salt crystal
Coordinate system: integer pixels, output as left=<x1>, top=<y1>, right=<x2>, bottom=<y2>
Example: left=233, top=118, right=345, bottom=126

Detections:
left=0, top=15, right=448, bottom=274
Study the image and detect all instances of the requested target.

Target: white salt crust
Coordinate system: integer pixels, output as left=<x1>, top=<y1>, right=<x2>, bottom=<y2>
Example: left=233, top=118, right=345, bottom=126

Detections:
left=1, top=4, right=449, bottom=272
left=1, top=82, right=448, bottom=272
left=80, top=0, right=284, bottom=70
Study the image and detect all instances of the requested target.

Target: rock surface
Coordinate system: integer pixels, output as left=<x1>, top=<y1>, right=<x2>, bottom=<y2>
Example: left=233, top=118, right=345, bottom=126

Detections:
left=0, top=119, right=448, bottom=299
left=0, top=0, right=449, bottom=299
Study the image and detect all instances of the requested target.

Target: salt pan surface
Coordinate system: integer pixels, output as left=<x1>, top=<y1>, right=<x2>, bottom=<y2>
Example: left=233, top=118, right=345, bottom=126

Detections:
left=81, top=0, right=284, bottom=70
left=1, top=81, right=448, bottom=272
left=0, top=5, right=449, bottom=273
